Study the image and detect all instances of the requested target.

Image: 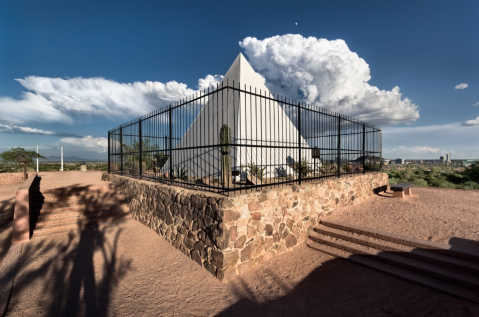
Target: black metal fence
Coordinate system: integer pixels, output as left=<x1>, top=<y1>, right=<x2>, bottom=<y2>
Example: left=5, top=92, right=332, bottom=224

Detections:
left=108, top=81, right=382, bottom=194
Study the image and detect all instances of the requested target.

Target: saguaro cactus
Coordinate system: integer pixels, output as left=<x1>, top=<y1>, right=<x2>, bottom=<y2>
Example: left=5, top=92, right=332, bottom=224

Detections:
left=220, top=124, right=231, bottom=187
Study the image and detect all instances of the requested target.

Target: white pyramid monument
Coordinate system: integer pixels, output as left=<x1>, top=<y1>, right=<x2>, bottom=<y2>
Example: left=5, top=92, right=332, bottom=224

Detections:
left=162, top=53, right=311, bottom=182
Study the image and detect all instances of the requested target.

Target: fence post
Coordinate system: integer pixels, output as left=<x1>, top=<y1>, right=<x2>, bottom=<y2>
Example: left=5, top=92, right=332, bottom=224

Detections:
left=169, top=104, right=173, bottom=181
left=337, top=115, right=341, bottom=178
left=362, top=123, right=366, bottom=174
left=380, top=128, right=383, bottom=172
left=120, top=126, right=123, bottom=175
left=298, top=102, right=302, bottom=185
left=108, top=131, right=110, bottom=173
left=139, top=119, right=142, bottom=179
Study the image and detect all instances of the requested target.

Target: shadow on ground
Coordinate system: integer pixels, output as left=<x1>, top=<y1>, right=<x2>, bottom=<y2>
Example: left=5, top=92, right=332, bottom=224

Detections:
left=4, top=178, right=132, bottom=317
left=0, top=197, right=16, bottom=263
left=218, top=238, right=479, bottom=317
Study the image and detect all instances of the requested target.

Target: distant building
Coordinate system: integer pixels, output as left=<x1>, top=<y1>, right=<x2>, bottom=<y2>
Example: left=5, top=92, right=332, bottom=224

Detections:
left=440, top=155, right=444, bottom=162
left=446, top=153, right=451, bottom=163
left=395, top=158, right=405, bottom=165
left=463, top=161, right=477, bottom=167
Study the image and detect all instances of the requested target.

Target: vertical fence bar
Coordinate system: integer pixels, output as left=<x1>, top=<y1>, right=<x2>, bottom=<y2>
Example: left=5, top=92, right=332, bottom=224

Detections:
left=110, top=88, right=379, bottom=194
left=337, top=114, right=341, bottom=178
left=139, top=119, right=142, bottom=178
left=362, top=123, right=366, bottom=174
left=169, top=104, right=172, bottom=181
left=120, top=126, right=123, bottom=175
left=380, top=128, right=383, bottom=172
left=108, top=131, right=111, bottom=173
left=298, top=102, right=302, bottom=185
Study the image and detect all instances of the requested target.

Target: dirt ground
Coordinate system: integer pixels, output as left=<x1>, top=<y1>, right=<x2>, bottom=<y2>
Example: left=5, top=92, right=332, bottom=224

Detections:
left=0, top=182, right=20, bottom=264
left=6, top=217, right=479, bottom=317
left=0, top=171, right=109, bottom=265
left=2, top=174, right=479, bottom=316
left=329, top=187, right=479, bottom=249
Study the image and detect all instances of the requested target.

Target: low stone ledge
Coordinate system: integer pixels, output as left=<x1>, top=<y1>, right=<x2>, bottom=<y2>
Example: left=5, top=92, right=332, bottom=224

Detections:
left=11, top=173, right=38, bottom=244
left=103, top=172, right=388, bottom=282
left=0, top=172, right=28, bottom=185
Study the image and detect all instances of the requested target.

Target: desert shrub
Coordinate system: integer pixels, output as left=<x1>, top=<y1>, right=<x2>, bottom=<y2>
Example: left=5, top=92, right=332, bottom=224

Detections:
left=288, top=157, right=315, bottom=178
left=462, top=162, right=479, bottom=182
left=412, top=178, right=428, bottom=187
left=322, top=163, right=338, bottom=175
left=430, top=179, right=456, bottom=189
left=241, top=162, right=268, bottom=180
left=461, top=181, right=479, bottom=190
left=125, top=163, right=139, bottom=174
left=445, top=173, right=464, bottom=184
left=429, top=167, right=439, bottom=178
left=389, top=177, right=399, bottom=185
left=400, top=170, right=413, bottom=182
left=171, top=166, right=188, bottom=181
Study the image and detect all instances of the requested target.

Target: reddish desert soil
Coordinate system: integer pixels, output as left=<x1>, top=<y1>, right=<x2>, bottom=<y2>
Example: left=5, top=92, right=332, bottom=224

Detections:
left=0, top=182, right=20, bottom=263
left=0, top=172, right=109, bottom=265
left=2, top=174, right=479, bottom=316
left=6, top=218, right=479, bottom=317
left=329, top=187, right=479, bottom=249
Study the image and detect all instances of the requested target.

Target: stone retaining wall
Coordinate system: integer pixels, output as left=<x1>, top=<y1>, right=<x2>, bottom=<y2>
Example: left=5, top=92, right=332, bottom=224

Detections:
left=0, top=173, right=27, bottom=185
left=102, top=172, right=388, bottom=282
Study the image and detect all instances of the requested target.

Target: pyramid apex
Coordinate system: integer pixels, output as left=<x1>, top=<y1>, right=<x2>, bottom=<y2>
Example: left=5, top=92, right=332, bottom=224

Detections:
left=222, top=53, right=267, bottom=92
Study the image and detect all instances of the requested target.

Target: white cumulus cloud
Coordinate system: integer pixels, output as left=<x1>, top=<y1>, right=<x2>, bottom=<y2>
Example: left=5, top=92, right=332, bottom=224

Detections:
left=0, top=124, right=54, bottom=135
left=0, top=92, right=73, bottom=124
left=198, top=75, right=224, bottom=91
left=60, top=135, right=108, bottom=153
left=0, top=123, right=82, bottom=137
left=455, top=83, right=469, bottom=90
left=0, top=75, right=222, bottom=124
left=239, top=34, right=419, bottom=126
left=472, top=102, right=479, bottom=107
left=461, top=116, right=479, bottom=126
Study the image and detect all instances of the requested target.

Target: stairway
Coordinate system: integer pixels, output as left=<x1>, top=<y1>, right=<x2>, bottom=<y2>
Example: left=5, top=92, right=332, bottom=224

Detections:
left=31, top=184, right=130, bottom=238
left=307, top=220, right=479, bottom=303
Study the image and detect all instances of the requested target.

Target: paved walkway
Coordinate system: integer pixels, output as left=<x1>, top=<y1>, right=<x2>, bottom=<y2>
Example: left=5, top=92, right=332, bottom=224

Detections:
left=1, top=172, right=478, bottom=316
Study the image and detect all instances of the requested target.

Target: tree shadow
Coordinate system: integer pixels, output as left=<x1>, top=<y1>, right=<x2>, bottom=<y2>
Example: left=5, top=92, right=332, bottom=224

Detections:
left=218, top=238, right=479, bottom=317
left=3, top=179, right=132, bottom=317
left=0, top=197, right=15, bottom=262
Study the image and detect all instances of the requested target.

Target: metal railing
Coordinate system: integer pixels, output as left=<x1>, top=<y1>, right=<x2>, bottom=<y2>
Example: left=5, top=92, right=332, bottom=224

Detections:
left=108, top=81, right=382, bottom=194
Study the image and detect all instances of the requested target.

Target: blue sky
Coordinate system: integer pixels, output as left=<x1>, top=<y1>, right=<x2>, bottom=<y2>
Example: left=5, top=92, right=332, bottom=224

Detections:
left=0, top=0, right=478, bottom=160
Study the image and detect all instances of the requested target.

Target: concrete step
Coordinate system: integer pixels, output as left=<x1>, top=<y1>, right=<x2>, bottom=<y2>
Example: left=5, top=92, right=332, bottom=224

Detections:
left=320, top=220, right=479, bottom=263
left=35, top=209, right=130, bottom=229
left=306, top=239, right=479, bottom=303
left=313, top=224, right=479, bottom=277
left=32, top=213, right=130, bottom=238
left=309, top=231, right=479, bottom=291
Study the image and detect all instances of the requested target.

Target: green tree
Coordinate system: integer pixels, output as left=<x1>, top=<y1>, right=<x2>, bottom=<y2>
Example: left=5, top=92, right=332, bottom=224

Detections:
left=462, top=163, right=479, bottom=183
left=0, top=147, right=45, bottom=171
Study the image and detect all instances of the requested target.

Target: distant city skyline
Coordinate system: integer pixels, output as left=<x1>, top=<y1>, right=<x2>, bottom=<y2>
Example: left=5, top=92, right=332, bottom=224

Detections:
left=1, top=1, right=478, bottom=160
